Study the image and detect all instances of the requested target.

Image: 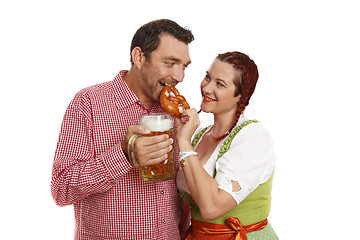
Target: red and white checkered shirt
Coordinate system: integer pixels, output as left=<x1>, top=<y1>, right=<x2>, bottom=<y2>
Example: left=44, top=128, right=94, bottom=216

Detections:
left=51, top=70, right=190, bottom=240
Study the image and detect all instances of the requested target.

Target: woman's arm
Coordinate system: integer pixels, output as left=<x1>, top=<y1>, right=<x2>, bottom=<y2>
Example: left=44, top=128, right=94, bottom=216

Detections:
left=176, top=109, right=237, bottom=220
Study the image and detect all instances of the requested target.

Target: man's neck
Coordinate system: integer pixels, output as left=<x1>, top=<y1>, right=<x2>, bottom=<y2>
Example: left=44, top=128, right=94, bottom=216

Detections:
left=123, top=69, right=155, bottom=110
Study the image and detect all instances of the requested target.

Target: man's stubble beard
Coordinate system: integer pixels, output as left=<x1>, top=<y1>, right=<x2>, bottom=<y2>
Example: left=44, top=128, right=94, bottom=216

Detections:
left=139, top=69, right=162, bottom=103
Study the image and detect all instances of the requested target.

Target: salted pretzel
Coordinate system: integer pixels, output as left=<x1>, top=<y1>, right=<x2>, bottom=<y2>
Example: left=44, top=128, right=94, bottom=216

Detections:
left=160, top=86, right=190, bottom=118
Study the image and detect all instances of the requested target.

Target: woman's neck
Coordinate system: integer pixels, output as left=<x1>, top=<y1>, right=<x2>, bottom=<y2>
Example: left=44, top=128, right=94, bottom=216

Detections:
left=210, top=111, right=237, bottom=139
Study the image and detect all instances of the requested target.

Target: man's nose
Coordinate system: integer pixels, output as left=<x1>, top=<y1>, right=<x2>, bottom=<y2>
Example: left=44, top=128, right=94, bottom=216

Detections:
left=171, top=66, right=185, bottom=83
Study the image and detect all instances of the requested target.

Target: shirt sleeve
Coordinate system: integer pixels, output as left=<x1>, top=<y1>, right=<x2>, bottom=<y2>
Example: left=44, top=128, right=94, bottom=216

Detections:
left=214, top=123, right=276, bottom=205
left=51, top=90, right=132, bottom=206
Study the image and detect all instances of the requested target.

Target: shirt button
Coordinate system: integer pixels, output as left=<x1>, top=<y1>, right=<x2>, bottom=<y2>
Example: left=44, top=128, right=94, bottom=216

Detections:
left=161, top=190, right=164, bottom=195
left=162, top=219, right=165, bottom=223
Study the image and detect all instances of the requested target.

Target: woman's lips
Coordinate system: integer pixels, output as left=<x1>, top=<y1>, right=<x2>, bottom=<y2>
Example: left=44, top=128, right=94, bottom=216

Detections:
left=203, top=95, right=216, bottom=103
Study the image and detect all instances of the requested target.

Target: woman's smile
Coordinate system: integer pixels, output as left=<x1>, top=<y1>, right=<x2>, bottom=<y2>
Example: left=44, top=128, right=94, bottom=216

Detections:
left=202, top=95, right=216, bottom=103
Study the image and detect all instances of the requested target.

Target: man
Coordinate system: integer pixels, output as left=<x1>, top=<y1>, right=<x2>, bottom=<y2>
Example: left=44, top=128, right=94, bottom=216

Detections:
left=51, top=19, right=194, bottom=239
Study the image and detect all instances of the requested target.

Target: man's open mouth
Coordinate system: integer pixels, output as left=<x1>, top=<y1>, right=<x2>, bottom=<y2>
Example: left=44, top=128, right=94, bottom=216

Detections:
left=160, top=81, right=176, bottom=87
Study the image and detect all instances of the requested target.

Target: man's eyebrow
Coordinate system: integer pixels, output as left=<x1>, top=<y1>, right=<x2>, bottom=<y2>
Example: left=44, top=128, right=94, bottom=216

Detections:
left=164, top=57, right=181, bottom=62
left=164, top=57, right=191, bottom=67
left=184, top=60, right=191, bottom=68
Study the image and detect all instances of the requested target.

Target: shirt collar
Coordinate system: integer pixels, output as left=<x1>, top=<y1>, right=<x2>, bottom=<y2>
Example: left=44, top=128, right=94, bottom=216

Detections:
left=112, top=70, right=139, bottom=110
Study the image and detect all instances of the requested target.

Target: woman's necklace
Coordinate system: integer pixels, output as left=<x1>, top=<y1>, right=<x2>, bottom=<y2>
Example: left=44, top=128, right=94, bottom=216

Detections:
left=209, top=126, right=229, bottom=141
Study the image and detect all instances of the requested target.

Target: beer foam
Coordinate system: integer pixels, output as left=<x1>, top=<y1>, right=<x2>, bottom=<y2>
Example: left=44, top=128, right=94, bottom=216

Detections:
left=141, top=118, right=173, bottom=132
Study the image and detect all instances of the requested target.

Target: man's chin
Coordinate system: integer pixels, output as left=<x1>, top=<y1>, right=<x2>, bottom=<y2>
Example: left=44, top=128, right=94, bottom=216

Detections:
left=154, top=91, right=162, bottom=103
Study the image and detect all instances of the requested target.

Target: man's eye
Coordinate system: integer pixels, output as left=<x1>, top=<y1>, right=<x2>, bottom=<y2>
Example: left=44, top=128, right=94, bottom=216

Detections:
left=205, top=74, right=210, bottom=81
left=165, top=62, right=174, bottom=67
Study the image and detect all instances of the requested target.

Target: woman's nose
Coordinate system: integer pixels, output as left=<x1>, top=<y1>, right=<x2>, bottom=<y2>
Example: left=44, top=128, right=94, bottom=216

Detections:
left=201, top=80, right=213, bottom=94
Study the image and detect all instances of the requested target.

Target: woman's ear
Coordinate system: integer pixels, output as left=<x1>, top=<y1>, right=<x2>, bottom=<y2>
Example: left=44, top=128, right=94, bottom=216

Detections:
left=131, top=47, right=145, bottom=68
left=236, top=94, right=242, bottom=104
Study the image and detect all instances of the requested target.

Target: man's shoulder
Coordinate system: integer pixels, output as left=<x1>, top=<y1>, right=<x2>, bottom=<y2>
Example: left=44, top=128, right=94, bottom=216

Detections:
left=80, top=80, right=113, bottom=94
left=67, top=80, right=114, bottom=111
left=73, top=80, right=114, bottom=102
left=76, top=70, right=128, bottom=98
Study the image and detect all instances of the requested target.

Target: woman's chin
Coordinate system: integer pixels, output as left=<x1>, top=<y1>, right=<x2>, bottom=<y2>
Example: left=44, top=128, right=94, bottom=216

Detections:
left=199, top=104, right=211, bottom=113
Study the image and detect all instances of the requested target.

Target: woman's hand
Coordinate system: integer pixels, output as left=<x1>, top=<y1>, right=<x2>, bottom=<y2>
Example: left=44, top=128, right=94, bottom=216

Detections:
left=175, top=108, right=200, bottom=147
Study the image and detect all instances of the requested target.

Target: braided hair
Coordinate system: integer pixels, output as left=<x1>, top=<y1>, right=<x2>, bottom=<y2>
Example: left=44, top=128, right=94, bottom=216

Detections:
left=213, top=51, right=259, bottom=141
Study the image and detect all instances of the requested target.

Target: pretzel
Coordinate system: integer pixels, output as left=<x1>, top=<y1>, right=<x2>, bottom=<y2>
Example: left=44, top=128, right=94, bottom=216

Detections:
left=160, top=86, right=190, bottom=118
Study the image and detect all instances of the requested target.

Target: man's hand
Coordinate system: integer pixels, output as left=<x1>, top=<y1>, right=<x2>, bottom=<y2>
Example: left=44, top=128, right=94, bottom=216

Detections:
left=122, top=125, right=173, bottom=167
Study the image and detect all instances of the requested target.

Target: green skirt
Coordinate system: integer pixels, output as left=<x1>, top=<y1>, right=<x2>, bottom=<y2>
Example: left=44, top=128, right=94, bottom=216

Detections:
left=247, top=223, right=278, bottom=240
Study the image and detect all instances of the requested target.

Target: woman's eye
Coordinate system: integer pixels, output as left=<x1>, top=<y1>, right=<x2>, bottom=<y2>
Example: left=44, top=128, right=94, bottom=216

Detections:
left=216, top=82, right=225, bottom=87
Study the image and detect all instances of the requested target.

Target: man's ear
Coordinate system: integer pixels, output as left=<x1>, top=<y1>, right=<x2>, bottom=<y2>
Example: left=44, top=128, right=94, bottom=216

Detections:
left=131, top=47, right=145, bottom=68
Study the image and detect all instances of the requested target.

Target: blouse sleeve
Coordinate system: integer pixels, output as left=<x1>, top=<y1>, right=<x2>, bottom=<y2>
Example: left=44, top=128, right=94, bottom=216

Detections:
left=214, top=123, right=276, bottom=205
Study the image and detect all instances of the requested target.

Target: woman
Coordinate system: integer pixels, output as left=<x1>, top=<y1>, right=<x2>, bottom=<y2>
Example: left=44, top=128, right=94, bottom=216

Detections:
left=175, top=51, right=278, bottom=239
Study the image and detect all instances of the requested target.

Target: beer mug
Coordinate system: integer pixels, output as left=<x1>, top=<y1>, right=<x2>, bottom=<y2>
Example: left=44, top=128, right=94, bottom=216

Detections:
left=139, top=113, right=174, bottom=181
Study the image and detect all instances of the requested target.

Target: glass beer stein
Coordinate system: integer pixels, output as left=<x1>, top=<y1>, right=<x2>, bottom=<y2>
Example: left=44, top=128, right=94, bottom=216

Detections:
left=139, top=113, right=174, bottom=181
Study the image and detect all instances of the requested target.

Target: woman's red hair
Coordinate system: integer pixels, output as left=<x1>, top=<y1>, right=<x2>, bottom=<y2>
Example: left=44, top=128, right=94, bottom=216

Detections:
left=213, top=51, right=259, bottom=141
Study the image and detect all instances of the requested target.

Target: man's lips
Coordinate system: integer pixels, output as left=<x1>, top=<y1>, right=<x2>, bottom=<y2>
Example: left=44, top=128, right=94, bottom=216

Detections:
left=160, top=81, right=176, bottom=87
left=203, top=95, right=216, bottom=103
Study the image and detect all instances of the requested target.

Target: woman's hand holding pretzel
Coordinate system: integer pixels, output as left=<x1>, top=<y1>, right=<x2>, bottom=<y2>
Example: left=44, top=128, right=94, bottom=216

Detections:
left=175, top=108, right=200, bottom=149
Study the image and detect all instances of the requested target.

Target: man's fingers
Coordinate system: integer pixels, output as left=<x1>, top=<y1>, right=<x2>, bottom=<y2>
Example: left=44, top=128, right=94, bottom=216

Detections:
left=124, top=124, right=175, bottom=167
left=127, top=125, right=150, bottom=136
left=140, top=153, right=170, bottom=167
left=134, top=136, right=173, bottom=166
left=136, top=134, right=172, bottom=147
left=122, top=125, right=151, bottom=157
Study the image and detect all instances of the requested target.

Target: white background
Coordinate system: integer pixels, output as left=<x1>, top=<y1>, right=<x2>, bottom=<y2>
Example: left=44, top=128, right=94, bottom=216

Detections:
left=1, top=0, right=359, bottom=239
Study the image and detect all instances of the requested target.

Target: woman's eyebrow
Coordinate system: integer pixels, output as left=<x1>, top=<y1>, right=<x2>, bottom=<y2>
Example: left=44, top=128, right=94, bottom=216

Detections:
left=206, top=71, right=228, bottom=86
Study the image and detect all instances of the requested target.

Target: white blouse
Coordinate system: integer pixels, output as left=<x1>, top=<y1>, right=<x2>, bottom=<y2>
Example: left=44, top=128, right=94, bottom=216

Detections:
left=176, top=115, right=276, bottom=205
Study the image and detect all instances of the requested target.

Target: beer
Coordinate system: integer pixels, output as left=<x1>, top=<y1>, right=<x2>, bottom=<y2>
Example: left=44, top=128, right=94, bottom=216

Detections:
left=139, top=113, right=174, bottom=181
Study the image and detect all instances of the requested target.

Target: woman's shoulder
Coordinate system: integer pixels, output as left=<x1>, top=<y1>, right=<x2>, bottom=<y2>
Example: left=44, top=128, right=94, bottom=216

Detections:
left=236, top=115, right=271, bottom=135
left=227, top=115, right=274, bottom=150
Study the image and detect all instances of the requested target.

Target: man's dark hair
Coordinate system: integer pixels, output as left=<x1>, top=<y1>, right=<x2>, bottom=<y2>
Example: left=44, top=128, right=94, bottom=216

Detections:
left=130, top=19, right=194, bottom=64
